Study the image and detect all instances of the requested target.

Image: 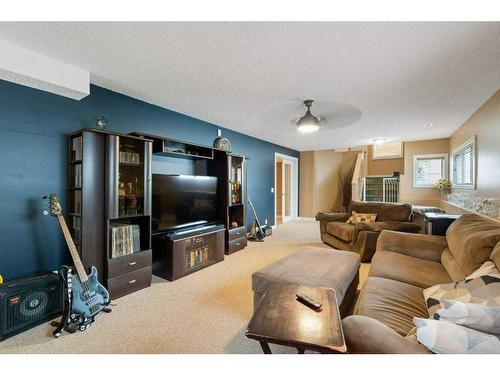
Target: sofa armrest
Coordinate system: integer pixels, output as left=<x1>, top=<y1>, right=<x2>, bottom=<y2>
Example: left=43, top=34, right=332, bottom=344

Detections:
left=316, top=212, right=351, bottom=235
left=352, top=230, right=380, bottom=262
left=356, top=221, right=421, bottom=233
left=342, top=315, right=430, bottom=354
left=315, top=211, right=350, bottom=223
left=376, top=230, right=448, bottom=263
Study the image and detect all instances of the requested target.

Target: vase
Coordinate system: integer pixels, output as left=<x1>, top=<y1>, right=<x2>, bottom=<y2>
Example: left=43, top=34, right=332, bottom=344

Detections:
left=440, top=190, right=448, bottom=201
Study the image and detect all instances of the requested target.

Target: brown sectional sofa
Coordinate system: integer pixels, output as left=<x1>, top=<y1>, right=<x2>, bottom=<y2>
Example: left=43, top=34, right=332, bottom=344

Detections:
left=316, top=201, right=421, bottom=262
left=342, top=214, right=500, bottom=353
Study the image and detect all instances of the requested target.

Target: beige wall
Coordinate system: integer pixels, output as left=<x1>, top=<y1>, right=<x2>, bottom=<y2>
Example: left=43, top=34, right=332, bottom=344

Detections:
left=400, top=138, right=450, bottom=207
left=299, top=151, right=316, bottom=217
left=299, top=150, right=355, bottom=217
left=367, top=144, right=404, bottom=176
left=449, top=89, right=500, bottom=199
left=315, top=150, right=344, bottom=213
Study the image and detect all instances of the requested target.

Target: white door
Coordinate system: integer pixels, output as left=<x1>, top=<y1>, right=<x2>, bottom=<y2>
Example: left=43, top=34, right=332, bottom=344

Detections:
left=282, top=160, right=293, bottom=222
left=275, top=153, right=298, bottom=224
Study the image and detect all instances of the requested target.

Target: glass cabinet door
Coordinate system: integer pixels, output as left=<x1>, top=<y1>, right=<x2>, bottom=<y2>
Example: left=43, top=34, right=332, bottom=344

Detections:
left=118, top=137, right=145, bottom=217
left=230, top=156, right=243, bottom=205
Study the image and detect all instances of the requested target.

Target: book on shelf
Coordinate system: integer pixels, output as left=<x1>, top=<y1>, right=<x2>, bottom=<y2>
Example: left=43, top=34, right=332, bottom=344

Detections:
left=72, top=216, right=81, bottom=244
left=72, top=136, right=83, bottom=161
left=186, top=246, right=211, bottom=270
left=74, top=190, right=82, bottom=214
left=110, top=224, right=141, bottom=258
left=73, top=163, right=82, bottom=188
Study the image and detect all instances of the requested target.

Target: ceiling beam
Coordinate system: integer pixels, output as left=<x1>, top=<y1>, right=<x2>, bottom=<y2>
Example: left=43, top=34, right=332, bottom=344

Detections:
left=0, top=39, right=89, bottom=100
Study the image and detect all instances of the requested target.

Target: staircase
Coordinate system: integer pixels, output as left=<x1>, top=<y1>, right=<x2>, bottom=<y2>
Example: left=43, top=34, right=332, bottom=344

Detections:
left=361, top=176, right=400, bottom=203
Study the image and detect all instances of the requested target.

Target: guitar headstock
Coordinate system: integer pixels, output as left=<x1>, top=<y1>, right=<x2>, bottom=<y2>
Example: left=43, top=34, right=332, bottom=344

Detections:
left=43, top=194, right=62, bottom=217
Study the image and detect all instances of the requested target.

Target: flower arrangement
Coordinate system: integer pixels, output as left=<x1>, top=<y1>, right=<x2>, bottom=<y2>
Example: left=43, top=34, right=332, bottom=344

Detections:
left=434, top=178, right=451, bottom=191
left=434, top=178, right=451, bottom=200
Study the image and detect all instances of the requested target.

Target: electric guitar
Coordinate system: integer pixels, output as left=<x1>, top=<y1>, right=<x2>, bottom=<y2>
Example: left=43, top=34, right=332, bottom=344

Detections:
left=45, top=194, right=110, bottom=318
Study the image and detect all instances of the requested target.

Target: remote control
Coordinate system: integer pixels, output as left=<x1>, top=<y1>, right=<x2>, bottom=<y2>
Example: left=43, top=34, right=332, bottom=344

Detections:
left=296, top=294, right=322, bottom=310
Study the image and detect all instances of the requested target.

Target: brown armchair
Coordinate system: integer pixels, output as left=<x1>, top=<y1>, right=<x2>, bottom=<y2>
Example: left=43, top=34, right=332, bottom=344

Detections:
left=316, top=201, right=421, bottom=262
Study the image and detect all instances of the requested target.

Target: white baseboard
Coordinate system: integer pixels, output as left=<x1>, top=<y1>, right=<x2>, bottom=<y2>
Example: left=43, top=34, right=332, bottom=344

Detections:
left=297, top=216, right=315, bottom=221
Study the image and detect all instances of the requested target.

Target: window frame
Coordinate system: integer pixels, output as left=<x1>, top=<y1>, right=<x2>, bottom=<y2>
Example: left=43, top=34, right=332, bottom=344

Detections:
left=412, top=153, right=449, bottom=189
left=450, top=136, right=476, bottom=190
left=372, top=141, right=404, bottom=160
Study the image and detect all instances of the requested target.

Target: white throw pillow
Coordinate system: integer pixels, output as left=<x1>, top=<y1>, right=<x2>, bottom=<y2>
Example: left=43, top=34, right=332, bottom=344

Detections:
left=437, top=300, right=500, bottom=335
left=423, top=274, right=500, bottom=318
left=466, top=261, right=500, bottom=280
left=413, top=317, right=500, bottom=354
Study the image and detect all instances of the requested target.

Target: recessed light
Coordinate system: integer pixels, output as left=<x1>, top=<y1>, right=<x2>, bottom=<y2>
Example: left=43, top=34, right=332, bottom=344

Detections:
left=424, top=123, right=433, bottom=128
left=372, top=138, right=386, bottom=145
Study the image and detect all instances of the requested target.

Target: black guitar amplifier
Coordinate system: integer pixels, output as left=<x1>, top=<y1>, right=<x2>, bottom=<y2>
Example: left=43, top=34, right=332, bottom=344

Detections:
left=0, top=272, right=63, bottom=341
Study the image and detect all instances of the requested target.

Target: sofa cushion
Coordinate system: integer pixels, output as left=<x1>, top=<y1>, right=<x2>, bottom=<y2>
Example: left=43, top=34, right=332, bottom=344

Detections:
left=369, top=251, right=452, bottom=289
left=354, top=276, right=428, bottom=336
left=349, top=201, right=412, bottom=222
left=252, top=247, right=360, bottom=304
left=326, top=222, right=355, bottom=242
left=446, top=214, right=500, bottom=276
left=441, top=248, right=467, bottom=282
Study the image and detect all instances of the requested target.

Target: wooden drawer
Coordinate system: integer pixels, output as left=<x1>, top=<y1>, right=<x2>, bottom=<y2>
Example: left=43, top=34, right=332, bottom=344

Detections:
left=228, top=226, right=246, bottom=241
left=228, top=236, right=247, bottom=254
left=107, top=250, right=152, bottom=279
left=107, top=266, right=152, bottom=299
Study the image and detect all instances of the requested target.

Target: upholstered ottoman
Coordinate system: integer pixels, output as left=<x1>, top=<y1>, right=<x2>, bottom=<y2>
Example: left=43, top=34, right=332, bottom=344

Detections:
left=252, top=247, right=361, bottom=317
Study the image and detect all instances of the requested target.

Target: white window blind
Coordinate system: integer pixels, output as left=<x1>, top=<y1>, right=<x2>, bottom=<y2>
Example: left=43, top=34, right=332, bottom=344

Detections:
left=452, top=137, right=475, bottom=188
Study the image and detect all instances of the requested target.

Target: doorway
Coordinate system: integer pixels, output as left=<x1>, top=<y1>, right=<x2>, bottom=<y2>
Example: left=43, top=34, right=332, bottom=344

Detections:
left=274, top=153, right=298, bottom=225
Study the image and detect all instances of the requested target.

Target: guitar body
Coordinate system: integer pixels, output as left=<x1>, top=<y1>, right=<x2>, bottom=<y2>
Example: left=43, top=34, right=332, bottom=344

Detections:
left=71, top=266, right=110, bottom=318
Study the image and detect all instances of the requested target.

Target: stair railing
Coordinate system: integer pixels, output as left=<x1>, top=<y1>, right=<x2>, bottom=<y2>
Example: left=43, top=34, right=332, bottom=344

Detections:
left=382, top=177, right=399, bottom=203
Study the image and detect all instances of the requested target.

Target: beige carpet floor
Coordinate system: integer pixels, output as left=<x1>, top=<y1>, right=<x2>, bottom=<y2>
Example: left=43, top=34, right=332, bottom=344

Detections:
left=0, top=219, right=369, bottom=354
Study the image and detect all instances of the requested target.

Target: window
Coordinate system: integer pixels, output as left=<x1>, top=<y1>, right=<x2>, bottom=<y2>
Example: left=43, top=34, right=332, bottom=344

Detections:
left=413, top=153, right=448, bottom=188
left=372, top=141, right=403, bottom=160
left=451, top=136, right=476, bottom=189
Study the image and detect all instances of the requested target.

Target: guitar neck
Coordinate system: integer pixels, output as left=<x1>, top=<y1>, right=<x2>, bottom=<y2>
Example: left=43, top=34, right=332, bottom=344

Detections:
left=56, top=214, right=88, bottom=282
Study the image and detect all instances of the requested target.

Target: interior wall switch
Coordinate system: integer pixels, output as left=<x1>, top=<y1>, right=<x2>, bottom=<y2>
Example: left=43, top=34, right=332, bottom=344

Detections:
left=271, top=187, right=274, bottom=193
left=217, top=129, right=222, bottom=137
left=265, top=219, right=268, bottom=225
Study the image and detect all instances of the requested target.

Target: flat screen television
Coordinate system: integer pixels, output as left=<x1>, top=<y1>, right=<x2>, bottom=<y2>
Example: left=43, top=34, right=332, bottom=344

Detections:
left=152, top=174, right=218, bottom=233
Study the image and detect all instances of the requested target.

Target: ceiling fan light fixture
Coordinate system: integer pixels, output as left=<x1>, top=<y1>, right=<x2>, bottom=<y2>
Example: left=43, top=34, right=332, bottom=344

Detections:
left=296, top=99, right=321, bottom=133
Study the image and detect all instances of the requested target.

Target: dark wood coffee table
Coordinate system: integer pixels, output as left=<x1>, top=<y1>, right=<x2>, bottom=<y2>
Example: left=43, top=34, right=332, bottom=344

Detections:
left=245, top=284, right=346, bottom=354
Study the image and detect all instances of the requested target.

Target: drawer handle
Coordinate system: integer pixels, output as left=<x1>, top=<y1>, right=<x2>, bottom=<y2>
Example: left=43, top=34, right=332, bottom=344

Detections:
left=128, top=279, right=136, bottom=284
left=128, top=262, right=137, bottom=266
left=235, top=232, right=240, bottom=235
left=235, top=242, right=240, bottom=246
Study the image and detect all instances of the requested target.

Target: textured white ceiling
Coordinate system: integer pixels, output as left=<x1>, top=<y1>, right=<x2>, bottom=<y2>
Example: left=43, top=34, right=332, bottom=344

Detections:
left=0, top=22, right=499, bottom=151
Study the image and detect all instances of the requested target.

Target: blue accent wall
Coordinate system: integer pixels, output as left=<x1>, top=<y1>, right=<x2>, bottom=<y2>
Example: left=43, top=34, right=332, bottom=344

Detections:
left=0, top=80, right=299, bottom=280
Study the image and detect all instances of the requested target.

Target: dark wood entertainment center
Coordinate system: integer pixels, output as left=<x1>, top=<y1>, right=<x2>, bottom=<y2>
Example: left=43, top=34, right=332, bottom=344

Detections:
left=67, top=129, right=153, bottom=299
left=131, top=132, right=248, bottom=280
left=68, top=129, right=247, bottom=293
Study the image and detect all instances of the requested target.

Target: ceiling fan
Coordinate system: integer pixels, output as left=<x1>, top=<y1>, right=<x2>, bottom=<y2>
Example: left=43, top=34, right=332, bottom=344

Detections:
left=296, top=99, right=322, bottom=133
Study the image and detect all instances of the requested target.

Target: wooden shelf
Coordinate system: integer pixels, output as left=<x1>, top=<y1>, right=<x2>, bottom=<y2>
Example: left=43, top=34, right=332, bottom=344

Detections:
left=67, top=129, right=152, bottom=299
left=129, top=132, right=214, bottom=160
